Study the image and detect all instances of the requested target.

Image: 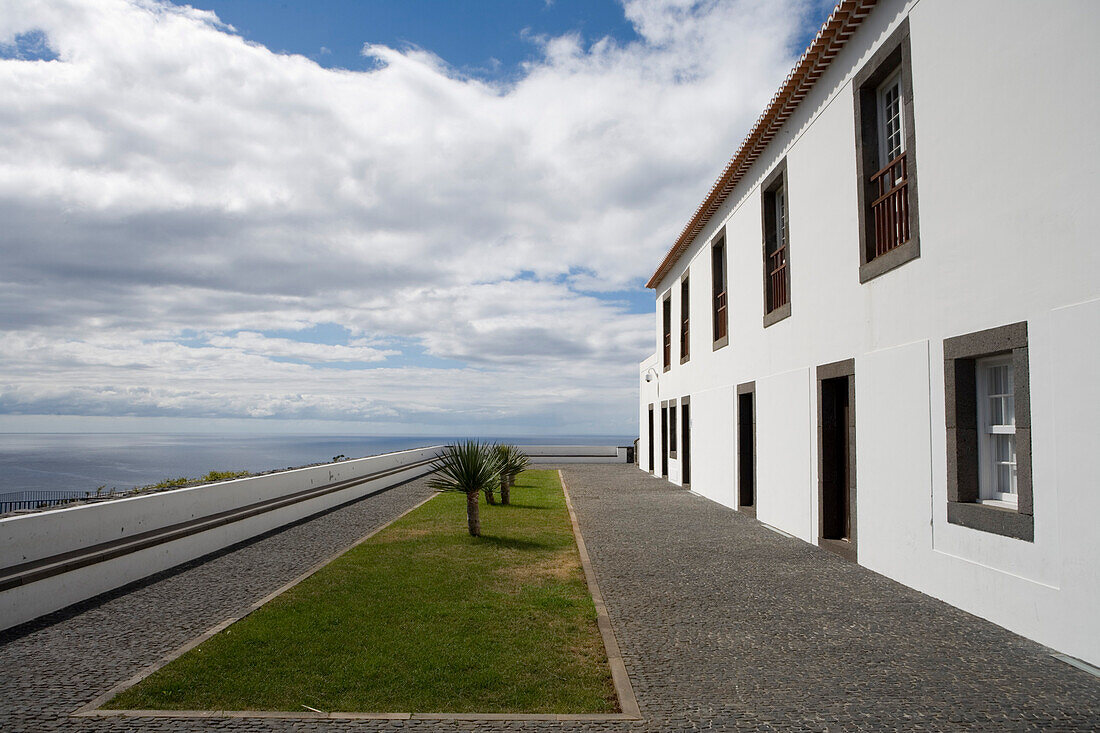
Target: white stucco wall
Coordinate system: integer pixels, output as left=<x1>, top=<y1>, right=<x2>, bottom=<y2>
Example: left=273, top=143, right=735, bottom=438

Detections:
left=638, top=0, right=1100, bottom=665
left=686, top=383, right=736, bottom=507
left=755, top=369, right=814, bottom=543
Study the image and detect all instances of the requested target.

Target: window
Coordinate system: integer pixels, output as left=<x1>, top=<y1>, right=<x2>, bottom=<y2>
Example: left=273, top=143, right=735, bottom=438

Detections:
left=854, top=18, right=920, bottom=282
left=669, top=402, right=678, bottom=459
left=977, top=356, right=1017, bottom=507
left=679, top=275, right=690, bottom=364
left=662, top=293, right=672, bottom=372
left=877, top=70, right=904, bottom=168
left=712, top=233, right=728, bottom=349
left=944, top=322, right=1033, bottom=541
left=761, top=159, right=791, bottom=326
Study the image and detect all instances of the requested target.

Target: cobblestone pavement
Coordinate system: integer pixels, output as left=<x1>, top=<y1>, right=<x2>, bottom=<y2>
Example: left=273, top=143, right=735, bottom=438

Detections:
left=2, top=465, right=1098, bottom=732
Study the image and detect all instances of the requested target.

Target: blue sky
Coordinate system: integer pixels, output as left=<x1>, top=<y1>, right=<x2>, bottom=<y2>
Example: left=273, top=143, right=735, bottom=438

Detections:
left=189, top=0, right=643, bottom=79
left=0, top=0, right=834, bottom=435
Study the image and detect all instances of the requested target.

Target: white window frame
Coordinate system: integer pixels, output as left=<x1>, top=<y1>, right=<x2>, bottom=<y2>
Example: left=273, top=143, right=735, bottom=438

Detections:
left=976, top=354, right=1017, bottom=508
left=876, top=67, right=905, bottom=169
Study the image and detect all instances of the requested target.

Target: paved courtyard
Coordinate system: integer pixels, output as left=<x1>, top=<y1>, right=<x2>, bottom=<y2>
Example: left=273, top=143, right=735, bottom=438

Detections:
left=1, top=464, right=1097, bottom=731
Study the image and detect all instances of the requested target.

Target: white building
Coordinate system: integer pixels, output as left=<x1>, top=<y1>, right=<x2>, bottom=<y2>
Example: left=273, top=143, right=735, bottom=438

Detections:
left=638, top=0, right=1100, bottom=667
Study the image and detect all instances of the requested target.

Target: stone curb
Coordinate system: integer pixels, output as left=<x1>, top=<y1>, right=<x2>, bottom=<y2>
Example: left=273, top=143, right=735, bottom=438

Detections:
left=76, top=709, right=643, bottom=721
left=559, top=469, right=643, bottom=721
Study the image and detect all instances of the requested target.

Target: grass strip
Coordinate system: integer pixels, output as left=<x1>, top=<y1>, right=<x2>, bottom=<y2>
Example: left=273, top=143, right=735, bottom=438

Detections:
left=105, top=469, right=617, bottom=714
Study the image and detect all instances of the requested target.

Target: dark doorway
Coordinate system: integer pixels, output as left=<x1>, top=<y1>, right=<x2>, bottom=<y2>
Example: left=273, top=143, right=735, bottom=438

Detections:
left=736, top=386, right=755, bottom=516
left=818, top=361, right=856, bottom=561
left=681, top=398, right=691, bottom=486
left=648, top=404, right=654, bottom=473
left=661, top=403, right=669, bottom=478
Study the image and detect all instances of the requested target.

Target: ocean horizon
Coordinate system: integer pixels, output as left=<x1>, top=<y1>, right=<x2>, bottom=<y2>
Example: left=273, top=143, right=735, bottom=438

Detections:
left=0, top=432, right=634, bottom=495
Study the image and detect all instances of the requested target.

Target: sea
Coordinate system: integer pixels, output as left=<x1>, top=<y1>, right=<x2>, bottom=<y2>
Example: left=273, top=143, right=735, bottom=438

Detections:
left=0, top=433, right=633, bottom=496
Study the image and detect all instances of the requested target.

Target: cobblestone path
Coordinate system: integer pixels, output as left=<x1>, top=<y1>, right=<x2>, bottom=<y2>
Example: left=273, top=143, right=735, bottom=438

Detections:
left=1, top=465, right=1097, bottom=731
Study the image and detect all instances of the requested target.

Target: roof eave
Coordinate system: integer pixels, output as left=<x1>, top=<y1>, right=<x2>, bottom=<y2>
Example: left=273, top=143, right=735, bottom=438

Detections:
left=645, top=0, right=877, bottom=290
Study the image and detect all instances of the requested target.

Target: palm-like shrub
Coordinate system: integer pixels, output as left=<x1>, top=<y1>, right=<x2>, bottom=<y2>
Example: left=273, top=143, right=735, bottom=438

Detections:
left=491, top=443, right=510, bottom=505
left=428, top=441, right=501, bottom=537
left=497, top=444, right=530, bottom=505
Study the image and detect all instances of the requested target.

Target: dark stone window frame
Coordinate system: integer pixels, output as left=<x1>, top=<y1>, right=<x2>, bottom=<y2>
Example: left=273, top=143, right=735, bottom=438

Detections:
left=816, top=359, right=857, bottom=562
left=679, top=271, right=691, bottom=365
left=761, top=159, right=792, bottom=328
left=944, top=321, right=1033, bottom=542
left=736, top=381, right=757, bottom=518
left=853, top=17, right=921, bottom=283
left=712, top=229, right=729, bottom=350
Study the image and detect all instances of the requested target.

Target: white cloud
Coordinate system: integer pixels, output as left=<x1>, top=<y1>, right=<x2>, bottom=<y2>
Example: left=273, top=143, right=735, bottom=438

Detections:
left=206, top=332, right=396, bottom=363
left=0, top=0, right=817, bottom=433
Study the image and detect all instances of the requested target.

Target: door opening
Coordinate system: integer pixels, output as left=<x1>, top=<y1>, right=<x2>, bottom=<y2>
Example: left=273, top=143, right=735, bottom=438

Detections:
left=737, top=390, right=755, bottom=515
left=819, top=370, right=856, bottom=561
left=681, top=399, right=691, bottom=486
left=661, top=404, right=669, bottom=478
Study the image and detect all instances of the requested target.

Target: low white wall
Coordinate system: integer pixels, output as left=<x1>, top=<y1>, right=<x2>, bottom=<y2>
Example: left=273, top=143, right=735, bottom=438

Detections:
left=0, top=446, right=440, bottom=632
left=523, top=445, right=628, bottom=463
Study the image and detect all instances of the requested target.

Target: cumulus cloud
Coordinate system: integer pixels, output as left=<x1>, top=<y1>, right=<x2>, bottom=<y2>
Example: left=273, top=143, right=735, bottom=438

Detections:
left=206, top=332, right=396, bottom=363
left=0, top=0, right=820, bottom=433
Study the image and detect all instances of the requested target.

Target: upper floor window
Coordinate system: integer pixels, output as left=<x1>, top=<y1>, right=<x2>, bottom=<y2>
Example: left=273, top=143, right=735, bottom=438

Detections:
left=869, top=68, right=910, bottom=259
left=711, top=233, right=728, bottom=349
left=679, top=275, right=690, bottom=364
left=854, top=19, right=920, bottom=282
left=761, top=159, right=791, bottom=327
left=662, top=293, right=672, bottom=372
left=766, top=186, right=788, bottom=311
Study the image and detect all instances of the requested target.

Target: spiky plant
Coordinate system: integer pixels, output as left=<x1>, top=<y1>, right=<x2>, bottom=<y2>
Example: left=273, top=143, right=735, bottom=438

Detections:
left=498, top=444, right=530, bottom=505
left=428, top=441, right=501, bottom=537
left=492, top=444, right=510, bottom=505
left=480, top=443, right=504, bottom=506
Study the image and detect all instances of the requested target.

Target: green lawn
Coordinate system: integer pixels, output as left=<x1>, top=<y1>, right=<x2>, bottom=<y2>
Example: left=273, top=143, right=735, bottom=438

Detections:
left=105, top=469, right=617, bottom=714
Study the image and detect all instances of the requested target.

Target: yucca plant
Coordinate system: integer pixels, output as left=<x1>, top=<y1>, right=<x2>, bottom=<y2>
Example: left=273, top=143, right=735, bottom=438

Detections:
left=482, top=445, right=501, bottom=506
left=428, top=441, right=501, bottom=537
left=497, top=444, right=530, bottom=505
left=492, top=444, right=509, bottom=504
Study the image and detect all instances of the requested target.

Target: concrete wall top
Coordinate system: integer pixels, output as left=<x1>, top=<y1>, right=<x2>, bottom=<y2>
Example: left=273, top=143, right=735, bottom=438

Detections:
left=521, top=445, right=621, bottom=457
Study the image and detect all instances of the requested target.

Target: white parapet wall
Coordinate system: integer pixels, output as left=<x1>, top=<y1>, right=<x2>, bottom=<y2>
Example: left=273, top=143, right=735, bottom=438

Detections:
left=522, top=445, right=629, bottom=463
left=0, top=446, right=441, bottom=633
